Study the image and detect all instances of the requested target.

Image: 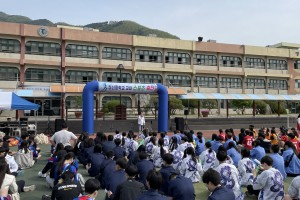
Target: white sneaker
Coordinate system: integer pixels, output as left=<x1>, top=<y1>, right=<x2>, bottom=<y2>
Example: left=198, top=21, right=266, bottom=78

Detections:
left=38, top=171, right=47, bottom=178
left=23, top=185, right=35, bottom=192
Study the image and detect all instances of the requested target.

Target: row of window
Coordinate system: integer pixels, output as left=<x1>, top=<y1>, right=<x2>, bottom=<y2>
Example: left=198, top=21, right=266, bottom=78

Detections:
left=0, top=66, right=290, bottom=89
left=0, top=38, right=294, bottom=69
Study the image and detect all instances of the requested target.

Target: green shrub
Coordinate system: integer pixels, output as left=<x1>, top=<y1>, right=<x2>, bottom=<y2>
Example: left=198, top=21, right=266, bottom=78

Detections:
left=254, top=100, right=267, bottom=114
left=103, top=100, right=119, bottom=113
left=265, top=100, right=287, bottom=114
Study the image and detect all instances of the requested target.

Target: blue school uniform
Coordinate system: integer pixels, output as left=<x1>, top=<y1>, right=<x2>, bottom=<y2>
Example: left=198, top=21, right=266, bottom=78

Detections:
left=136, top=159, right=154, bottom=189
left=173, top=134, right=182, bottom=145
left=269, top=153, right=287, bottom=180
left=195, top=137, right=205, bottom=156
left=250, top=146, right=265, bottom=161
left=227, top=148, right=241, bottom=167
left=113, top=146, right=126, bottom=160
left=211, top=141, right=222, bottom=153
left=159, top=165, right=179, bottom=195
left=283, top=148, right=300, bottom=175
left=223, top=139, right=236, bottom=150
left=207, top=186, right=235, bottom=200
left=99, top=159, right=116, bottom=189
left=168, top=175, right=195, bottom=200
left=106, top=169, right=126, bottom=199
left=88, top=152, right=105, bottom=177
left=137, top=189, right=168, bottom=200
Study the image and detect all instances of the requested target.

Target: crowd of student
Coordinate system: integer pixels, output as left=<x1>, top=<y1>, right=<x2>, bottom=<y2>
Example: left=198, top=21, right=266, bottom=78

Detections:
left=1, top=122, right=300, bottom=199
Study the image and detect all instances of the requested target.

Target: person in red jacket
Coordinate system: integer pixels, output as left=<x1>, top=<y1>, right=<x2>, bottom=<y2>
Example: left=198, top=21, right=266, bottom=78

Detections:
left=243, top=130, right=254, bottom=150
left=288, top=133, right=300, bottom=152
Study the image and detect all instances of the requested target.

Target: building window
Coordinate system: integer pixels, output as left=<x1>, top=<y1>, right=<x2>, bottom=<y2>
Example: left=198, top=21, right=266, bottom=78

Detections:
left=294, top=60, right=300, bottom=69
left=220, top=56, right=242, bottom=67
left=65, top=70, right=98, bottom=83
left=102, top=47, right=131, bottom=61
left=135, top=74, right=162, bottom=83
left=102, top=96, right=132, bottom=108
left=135, top=50, right=162, bottom=63
left=267, top=59, right=287, bottom=70
left=0, top=38, right=20, bottom=53
left=165, top=52, right=190, bottom=64
left=166, top=75, right=191, bottom=87
left=25, top=68, right=61, bottom=82
left=246, top=78, right=266, bottom=89
left=268, top=79, right=288, bottom=90
left=102, top=72, right=132, bottom=83
left=220, top=77, right=242, bottom=88
left=0, top=67, right=19, bottom=81
left=245, top=57, right=265, bottom=69
left=295, top=79, right=300, bottom=88
left=194, top=54, right=217, bottom=66
left=194, top=76, right=217, bottom=88
left=25, top=41, right=61, bottom=56
left=65, top=44, right=98, bottom=58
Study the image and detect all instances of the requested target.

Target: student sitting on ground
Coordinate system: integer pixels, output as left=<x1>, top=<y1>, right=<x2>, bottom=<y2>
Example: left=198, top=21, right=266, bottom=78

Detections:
left=199, top=141, right=216, bottom=172
left=113, top=165, right=145, bottom=200
left=85, top=144, right=105, bottom=177
left=168, top=172, right=195, bottom=200
left=215, top=150, right=244, bottom=200
left=14, top=140, right=35, bottom=169
left=136, top=151, right=154, bottom=189
left=73, top=179, right=101, bottom=200
left=202, top=168, right=235, bottom=200
left=136, top=170, right=168, bottom=200
left=238, top=148, right=255, bottom=187
left=51, top=170, right=82, bottom=200
left=284, top=175, right=300, bottom=200
left=246, top=155, right=284, bottom=199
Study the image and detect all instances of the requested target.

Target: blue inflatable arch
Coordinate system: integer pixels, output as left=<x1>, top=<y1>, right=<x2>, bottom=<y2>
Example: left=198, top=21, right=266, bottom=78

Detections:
left=82, top=81, right=168, bottom=134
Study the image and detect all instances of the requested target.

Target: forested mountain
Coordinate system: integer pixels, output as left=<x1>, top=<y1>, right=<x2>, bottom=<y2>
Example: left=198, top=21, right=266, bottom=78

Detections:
left=0, top=11, right=179, bottom=39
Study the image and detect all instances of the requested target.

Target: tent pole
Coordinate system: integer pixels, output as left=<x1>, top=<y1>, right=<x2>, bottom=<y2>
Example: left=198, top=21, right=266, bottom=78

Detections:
left=253, top=100, right=256, bottom=117
left=278, top=101, right=280, bottom=117
left=226, top=100, right=229, bottom=118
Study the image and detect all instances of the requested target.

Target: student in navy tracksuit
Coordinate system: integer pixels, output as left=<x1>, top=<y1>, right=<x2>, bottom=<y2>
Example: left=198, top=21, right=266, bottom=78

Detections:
left=113, top=138, right=126, bottom=161
left=86, top=144, right=105, bottom=177
left=136, top=151, right=154, bottom=189
left=202, top=168, right=235, bottom=200
left=98, top=151, right=115, bottom=189
left=105, top=158, right=127, bottom=200
left=168, top=173, right=195, bottom=200
left=137, top=170, right=168, bottom=200
left=159, top=153, right=179, bottom=196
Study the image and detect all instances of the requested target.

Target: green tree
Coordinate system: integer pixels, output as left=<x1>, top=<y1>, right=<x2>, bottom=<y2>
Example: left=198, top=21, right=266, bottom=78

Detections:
left=146, top=96, right=183, bottom=115
left=102, top=100, right=119, bottom=113
left=231, top=100, right=252, bottom=115
left=169, top=96, right=184, bottom=115
left=253, top=100, right=267, bottom=114
left=182, top=99, right=198, bottom=108
left=265, top=100, right=287, bottom=114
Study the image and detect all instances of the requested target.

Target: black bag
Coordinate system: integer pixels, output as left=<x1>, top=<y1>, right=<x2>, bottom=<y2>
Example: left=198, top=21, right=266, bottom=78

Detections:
left=284, top=153, right=294, bottom=167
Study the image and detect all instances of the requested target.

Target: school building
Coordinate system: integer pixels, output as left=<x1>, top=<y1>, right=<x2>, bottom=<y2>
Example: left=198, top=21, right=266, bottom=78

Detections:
left=0, top=21, right=300, bottom=117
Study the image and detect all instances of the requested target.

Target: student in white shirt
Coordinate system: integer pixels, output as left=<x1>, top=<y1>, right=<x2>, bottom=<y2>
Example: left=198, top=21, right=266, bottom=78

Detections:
left=179, top=147, right=203, bottom=183
left=215, top=150, right=244, bottom=200
left=284, top=175, right=300, bottom=200
left=177, top=136, right=193, bottom=153
left=138, top=112, right=145, bottom=133
left=153, top=138, right=169, bottom=168
left=146, top=136, right=157, bottom=160
left=199, top=141, right=216, bottom=172
left=238, top=148, right=255, bottom=187
left=246, top=155, right=284, bottom=200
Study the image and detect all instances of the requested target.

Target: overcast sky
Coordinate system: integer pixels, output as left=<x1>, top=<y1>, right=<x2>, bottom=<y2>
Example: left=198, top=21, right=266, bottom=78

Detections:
left=2, top=0, right=300, bottom=46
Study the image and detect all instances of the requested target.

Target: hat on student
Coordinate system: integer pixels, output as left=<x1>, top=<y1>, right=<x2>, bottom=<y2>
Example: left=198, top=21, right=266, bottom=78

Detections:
left=287, top=133, right=295, bottom=139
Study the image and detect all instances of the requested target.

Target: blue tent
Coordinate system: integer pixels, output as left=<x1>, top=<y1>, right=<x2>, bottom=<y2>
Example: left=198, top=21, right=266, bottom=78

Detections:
left=0, top=92, right=39, bottom=110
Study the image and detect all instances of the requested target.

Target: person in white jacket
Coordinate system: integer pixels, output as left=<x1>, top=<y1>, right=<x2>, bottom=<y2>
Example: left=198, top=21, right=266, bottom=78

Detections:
left=138, top=112, right=145, bottom=133
left=238, top=148, right=255, bottom=187
left=179, top=147, right=203, bottom=183
left=199, top=141, right=216, bottom=172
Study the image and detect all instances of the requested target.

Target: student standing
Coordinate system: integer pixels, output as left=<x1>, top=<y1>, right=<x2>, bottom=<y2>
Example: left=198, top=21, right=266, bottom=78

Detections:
left=138, top=112, right=145, bottom=133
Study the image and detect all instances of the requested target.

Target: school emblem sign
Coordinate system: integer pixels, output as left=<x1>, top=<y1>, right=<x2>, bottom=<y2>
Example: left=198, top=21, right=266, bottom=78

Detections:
left=38, top=27, right=48, bottom=37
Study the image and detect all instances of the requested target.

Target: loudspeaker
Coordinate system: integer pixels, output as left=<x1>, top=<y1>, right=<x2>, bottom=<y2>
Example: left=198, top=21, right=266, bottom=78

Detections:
left=175, top=117, right=184, bottom=131
left=55, top=119, right=65, bottom=132
left=198, top=36, right=203, bottom=42
left=184, top=109, right=189, bottom=115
